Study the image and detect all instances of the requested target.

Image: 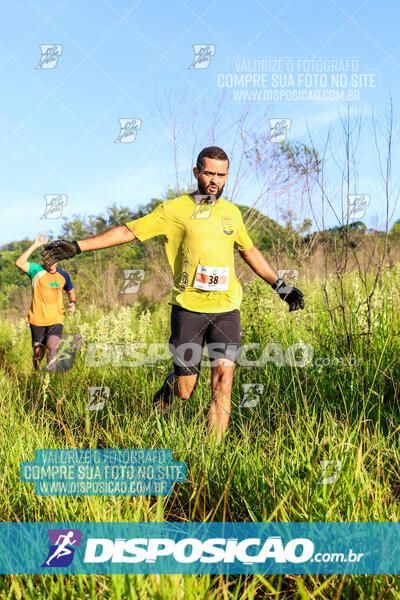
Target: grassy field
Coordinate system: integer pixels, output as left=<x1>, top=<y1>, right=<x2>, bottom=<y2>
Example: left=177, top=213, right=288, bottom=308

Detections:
left=0, top=266, right=400, bottom=599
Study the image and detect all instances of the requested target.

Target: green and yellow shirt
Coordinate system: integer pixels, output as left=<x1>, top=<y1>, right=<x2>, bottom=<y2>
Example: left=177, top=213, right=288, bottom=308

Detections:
left=26, top=263, right=74, bottom=326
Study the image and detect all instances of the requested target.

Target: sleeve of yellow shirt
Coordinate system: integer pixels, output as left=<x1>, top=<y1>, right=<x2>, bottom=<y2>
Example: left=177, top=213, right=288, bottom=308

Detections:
left=234, top=212, right=254, bottom=251
left=125, top=201, right=170, bottom=242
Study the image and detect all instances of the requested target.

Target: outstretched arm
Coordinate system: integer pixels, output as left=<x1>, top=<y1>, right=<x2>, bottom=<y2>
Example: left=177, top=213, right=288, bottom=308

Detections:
left=239, top=245, right=304, bottom=312
left=77, top=225, right=135, bottom=252
left=238, top=246, right=279, bottom=285
left=15, top=234, right=47, bottom=273
left=43, top=226, right=136, bottom=266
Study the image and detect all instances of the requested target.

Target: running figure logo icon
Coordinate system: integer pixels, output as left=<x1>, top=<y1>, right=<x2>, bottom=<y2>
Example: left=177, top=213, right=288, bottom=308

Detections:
left=41, top=194, right=68, bottom=219
left=42, top=529, right=82, bottom=567
left=120, top=269, right=145, bottom=293
left=347, top=194, right=370, bottom=220
left=88, top=386, right=110, bottom=411
left=188, top=44, right=216, bottom=69
left=114, top=118, right=142, bottom=143
left=36, top=45, right=63, bottom=69
left=277, top=269, right=299, bottom=285
left=239, top=383, right=264, bottom=408
left=267, top=119, right=291, bottom=143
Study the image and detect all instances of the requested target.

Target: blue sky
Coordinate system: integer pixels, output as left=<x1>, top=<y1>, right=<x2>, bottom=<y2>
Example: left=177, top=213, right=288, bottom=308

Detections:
left=0, top=0, right=399, bottom=244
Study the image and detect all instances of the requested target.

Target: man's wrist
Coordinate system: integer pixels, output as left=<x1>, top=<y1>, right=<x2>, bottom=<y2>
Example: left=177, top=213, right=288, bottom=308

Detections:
left=69, top=300, right=76, bottom=304
left=271, top=277, right=284, bottom=291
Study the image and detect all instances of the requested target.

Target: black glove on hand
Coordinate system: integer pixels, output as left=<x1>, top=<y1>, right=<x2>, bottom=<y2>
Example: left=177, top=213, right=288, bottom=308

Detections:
left=42, top=240, right=81, bottom=267
left=272, top=278, right=305, bottom=312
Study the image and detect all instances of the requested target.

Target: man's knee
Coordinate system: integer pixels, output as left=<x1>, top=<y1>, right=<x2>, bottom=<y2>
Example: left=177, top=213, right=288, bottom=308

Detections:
left=211, top=367, right=234, bottom=395
left=46, top=336, right=61, bottom=352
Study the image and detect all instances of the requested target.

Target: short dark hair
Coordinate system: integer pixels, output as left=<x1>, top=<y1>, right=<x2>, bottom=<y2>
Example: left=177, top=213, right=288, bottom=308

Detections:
left=196, top=146, right=229, bottom=170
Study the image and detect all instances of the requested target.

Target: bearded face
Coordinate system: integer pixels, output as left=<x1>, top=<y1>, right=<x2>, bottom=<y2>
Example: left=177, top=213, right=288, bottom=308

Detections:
left=194, top=157, right=229, bottom=201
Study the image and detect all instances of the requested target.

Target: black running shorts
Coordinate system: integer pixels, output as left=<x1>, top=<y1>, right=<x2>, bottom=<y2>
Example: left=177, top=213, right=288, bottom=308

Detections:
left=29, top=323, right=63, bottom=348
left=169, top=304, right=242, bottom=376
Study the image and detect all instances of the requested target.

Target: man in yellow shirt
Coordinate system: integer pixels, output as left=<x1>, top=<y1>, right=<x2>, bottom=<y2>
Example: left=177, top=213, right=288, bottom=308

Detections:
left=15, top=234, right=76, bottom=371
left=43, top=146, right=304, bottom=440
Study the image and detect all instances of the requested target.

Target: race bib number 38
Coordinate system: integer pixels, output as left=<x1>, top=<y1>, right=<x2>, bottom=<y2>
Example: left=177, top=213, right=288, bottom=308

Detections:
left=194, top=264, right=229, bottom=291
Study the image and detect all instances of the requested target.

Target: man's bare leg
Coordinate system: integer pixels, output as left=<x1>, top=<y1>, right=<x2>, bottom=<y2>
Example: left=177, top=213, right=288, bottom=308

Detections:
left=173, top=373, right=199, bottom=401
left=153, top=372, right=198, bottom=413
left=45, top=334, right=62, bottom=372
left=33, top=345, right=45, bottom=371
left=208, top=359, right=235, bottom=442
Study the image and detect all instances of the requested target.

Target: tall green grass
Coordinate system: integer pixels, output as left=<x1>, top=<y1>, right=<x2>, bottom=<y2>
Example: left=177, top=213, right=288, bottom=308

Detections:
left=0, top=268, right=399, bottom=598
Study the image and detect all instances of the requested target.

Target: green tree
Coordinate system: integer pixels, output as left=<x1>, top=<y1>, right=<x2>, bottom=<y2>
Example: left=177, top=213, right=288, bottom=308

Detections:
left=390, top=220, right=400, bottom=237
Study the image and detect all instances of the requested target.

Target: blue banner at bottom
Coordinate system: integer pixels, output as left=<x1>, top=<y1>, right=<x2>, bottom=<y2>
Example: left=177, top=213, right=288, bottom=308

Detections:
left=0, top=522, right=398, bottom=574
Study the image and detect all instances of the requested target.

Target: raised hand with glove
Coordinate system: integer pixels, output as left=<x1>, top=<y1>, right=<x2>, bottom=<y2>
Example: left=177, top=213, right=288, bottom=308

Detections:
left=42, top=240, right=81, bottom=267
left=272, top=278, right=305, bottom=312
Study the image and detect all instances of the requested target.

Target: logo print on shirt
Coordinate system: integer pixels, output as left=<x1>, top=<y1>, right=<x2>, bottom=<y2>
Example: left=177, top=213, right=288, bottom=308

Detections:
left=222, top=217, right=234, bottom=235
left=48, top=282, right=60, bottom=287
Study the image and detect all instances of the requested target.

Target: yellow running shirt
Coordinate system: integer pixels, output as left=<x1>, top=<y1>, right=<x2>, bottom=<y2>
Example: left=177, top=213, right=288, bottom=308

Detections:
left=126, top=194, right=254, bottom=313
